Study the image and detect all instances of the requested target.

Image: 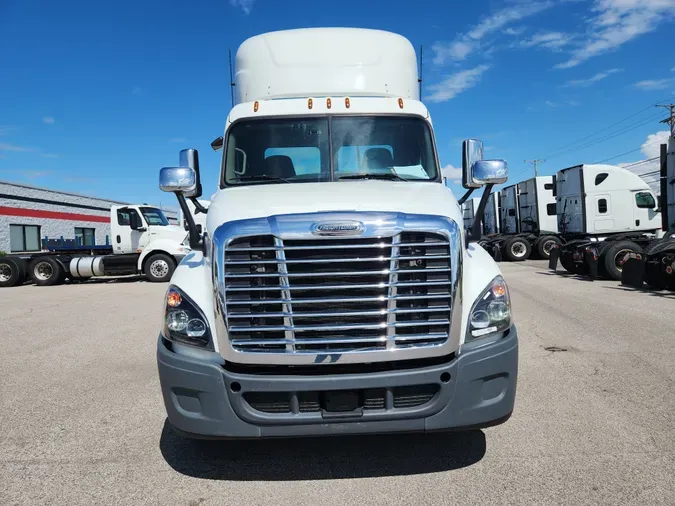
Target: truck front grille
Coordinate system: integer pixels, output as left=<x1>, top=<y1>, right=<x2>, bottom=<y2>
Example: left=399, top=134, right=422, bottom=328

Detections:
left=243, top=384, right=440, bottom=414
left=221, top=232, right=452, bottom=353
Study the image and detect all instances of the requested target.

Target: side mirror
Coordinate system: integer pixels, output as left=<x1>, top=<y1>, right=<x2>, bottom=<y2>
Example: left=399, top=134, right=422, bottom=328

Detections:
left=472, top=160, right=508, bottom=186
left=129, top=212, right=146, bottom=231
left=211, top=136, right=224, bottom=151
left=159, top=148, right=203, bottom=198
left=462, top=139, right=484, bottom=189
left=159, top=166, right=198, bottom=195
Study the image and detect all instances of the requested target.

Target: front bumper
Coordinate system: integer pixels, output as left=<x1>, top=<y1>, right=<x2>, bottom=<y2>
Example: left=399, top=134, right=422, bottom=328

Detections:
left=157, top=326, right=519, bottom=439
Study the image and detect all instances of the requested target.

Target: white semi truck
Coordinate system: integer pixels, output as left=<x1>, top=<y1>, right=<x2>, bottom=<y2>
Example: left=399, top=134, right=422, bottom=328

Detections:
left=479, top=176, right=560, bottom=261
left=0, top=204, right=191, bottom=287
left=549, top=163, right=663, bottom=280
left=155, top=27, right=519, bottom=440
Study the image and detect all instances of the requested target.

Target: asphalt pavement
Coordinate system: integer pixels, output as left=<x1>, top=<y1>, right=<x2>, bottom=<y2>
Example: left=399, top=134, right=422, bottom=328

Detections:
left=2, top=261, right=674, bottom=505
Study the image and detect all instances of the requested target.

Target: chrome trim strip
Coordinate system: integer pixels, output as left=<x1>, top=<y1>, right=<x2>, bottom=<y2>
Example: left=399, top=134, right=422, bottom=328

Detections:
left=223, top=254, right=450, bottom=265
left=223, top=267, right=451, bottom=278
left=212, top=211, right=462, bottom=365
left=224, top=241, right=449, bottom=252
left=226, top=306, right=450, bottom=319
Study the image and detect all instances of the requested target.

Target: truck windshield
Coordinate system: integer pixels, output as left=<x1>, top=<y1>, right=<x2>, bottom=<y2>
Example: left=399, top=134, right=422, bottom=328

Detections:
left=222, top=115, right=439, bottom=186
left=140, top=207, right=169, bottom=226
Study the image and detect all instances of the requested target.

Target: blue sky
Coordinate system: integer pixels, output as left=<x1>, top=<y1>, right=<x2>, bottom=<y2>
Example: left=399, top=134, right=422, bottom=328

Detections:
left=1, top=0, right=674, bottom=209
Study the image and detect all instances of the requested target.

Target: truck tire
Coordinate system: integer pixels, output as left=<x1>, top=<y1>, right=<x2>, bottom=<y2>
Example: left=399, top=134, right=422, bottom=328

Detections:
left=28, top=256, right=66, bottom=286
left=144, top=253, right=175, bottom=283
left=602, top=240, right=642, bottom=281
left=644, top=239, right=675, bottom=290
left=502, top=237, right=531, bottom=262
left=0, top=257, right=27, bottom=288
left=536, top=235, right=562, bottom=260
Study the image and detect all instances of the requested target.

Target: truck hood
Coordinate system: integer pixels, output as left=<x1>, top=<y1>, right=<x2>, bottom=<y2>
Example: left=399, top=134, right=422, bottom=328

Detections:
left=205, top=181, right=462, bottom=232
left=149, top=224, right=188, bottom=244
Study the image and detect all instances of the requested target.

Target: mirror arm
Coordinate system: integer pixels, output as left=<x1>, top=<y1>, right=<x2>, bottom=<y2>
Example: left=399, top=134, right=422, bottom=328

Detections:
left=457, top=188, right=475, bottom=206
left=189, top=197, right=208, bottom=215
left=177, top=193, right=203, bottom=252
left=468, top=184, right=495, bottom=243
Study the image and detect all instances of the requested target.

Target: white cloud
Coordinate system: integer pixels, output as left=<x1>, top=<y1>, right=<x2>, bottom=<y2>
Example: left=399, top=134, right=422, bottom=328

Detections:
left=503, top=26, right=527, bottom=36
left=169, top=137, right=186, bottom=143
left=642, top=130, right=670, bottom=159
left=442, top=164, right=463, bottom=182
left=432, top=1, right=553, bottom=64
left=555, top=0, right=675, bottom=69
left=426, top=65, right=491, bottom=103
left=519, top=31, right=575, bottom=50
left=42, top=116, right=55, bottom=125
left=565, top=68, right=623, bottom=87
left=619, top=130, right=669, bottom=194
left=633, top=78, right=674, bottom=90
left=230, top=0, right=254, bottom=14
left=0, top=142, right=34, bottom=152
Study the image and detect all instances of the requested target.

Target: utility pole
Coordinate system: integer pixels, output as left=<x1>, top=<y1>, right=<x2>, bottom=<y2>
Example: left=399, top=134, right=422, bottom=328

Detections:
left=657, top=103, right=675, bottom=137
left=524, top=159, right=544, bottom=177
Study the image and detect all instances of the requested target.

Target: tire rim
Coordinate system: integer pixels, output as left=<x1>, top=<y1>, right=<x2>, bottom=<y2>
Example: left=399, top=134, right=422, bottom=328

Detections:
left=34, top=261, right=53, bottom=281
left=0, top=263, right=11, bottom=283
left=510, top=242, right=527, bottom=258
left=614, top=249, right=633, bottom=272
left=150, top=259, right=169, bottom=278
left=542, top=240, right=556, bottom=256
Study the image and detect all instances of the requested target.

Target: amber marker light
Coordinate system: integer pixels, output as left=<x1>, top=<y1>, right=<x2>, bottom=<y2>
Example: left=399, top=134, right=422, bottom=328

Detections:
left=167, top=289, right=182, bottom=308
left=398, top=98, right=404, bottom=109
left=308, top=98, right=313, bottom=109
left=491, top=281, right=507, bottom=298
left=326, top=98, right=332, bottom=109
left=345, top=98, right=350, bottom=108
left=253, top=101, right=259, bottom=112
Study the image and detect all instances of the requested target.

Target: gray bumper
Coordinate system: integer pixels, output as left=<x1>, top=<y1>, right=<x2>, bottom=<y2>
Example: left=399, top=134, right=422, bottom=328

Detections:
left=157, top=327, right=518, bottom=439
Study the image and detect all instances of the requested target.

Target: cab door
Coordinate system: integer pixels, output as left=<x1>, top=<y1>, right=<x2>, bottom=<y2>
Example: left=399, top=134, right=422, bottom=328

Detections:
left=114, top=207, right=147, bottom=253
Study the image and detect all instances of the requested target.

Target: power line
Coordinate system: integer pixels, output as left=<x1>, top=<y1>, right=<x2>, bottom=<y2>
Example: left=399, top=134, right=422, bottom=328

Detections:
left=545, top=112, right=663, bottom=161
left=594, top=139, right=664, bottom=164
left=538, top=100, right=668, bottom=159
left=621, top=157, right=659, bottom=169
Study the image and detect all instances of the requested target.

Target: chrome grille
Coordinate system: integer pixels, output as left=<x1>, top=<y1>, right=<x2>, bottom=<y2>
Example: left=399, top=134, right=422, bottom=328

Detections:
left=221, top=232, right=452, bottom=353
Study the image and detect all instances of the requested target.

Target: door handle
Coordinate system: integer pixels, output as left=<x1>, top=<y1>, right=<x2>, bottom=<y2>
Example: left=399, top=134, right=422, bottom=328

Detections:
left=116, top=235, right=121, bottom=244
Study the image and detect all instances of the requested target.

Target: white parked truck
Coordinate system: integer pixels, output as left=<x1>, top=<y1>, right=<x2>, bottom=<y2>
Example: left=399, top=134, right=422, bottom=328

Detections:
left=549, top=163, right=662, bottom=280
left=155, top=27, right=518, bottom=440
left=0, top=204, right=191, bottom=287
left=479, top=176, right=560, bottom=261
left=619, top=138, right=675, bottom=290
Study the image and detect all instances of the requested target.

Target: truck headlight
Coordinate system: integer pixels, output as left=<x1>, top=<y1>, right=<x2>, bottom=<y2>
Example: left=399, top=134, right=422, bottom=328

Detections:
left=467, top=275, right=511, bottom=340
left=162, top=285, right=213, bottom=350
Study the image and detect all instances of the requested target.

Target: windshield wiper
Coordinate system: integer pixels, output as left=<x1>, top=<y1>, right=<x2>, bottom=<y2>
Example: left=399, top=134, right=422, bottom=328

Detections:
left=338, top=173, right=409, bottom=182
left=232, top=175, right=291, bottom=184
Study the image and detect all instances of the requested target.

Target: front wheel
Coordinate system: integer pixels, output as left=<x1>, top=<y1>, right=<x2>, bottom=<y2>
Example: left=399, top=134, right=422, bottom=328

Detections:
left=144, top=253, right=175, bottom=283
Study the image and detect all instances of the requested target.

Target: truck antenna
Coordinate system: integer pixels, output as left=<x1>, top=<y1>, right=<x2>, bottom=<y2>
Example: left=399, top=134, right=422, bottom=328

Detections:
left=229, top=49, right=236, bottom=108
left=418, top=45, right=423, bottom=101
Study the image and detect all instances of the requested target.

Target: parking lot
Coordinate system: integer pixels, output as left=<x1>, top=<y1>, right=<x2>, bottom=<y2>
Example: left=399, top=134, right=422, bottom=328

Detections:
left=2, top=260, right=675, bottom=505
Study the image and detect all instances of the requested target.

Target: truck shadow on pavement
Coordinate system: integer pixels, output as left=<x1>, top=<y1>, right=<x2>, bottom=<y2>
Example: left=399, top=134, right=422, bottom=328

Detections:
left=604, top=285, right=675, bottom=299
left=535, top=270, right=597, bottom=282
left=159, top=420, right=486, bottom=481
